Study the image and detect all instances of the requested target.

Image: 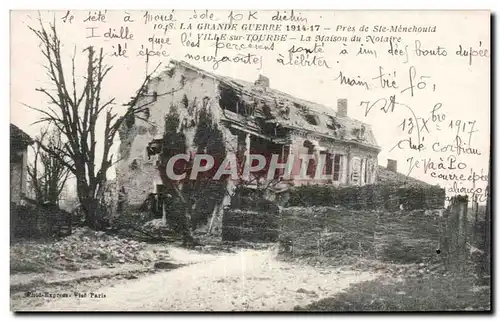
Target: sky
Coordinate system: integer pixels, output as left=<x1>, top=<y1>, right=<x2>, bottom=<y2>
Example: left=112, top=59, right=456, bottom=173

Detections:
left=10, top=10, right=491, bottom=201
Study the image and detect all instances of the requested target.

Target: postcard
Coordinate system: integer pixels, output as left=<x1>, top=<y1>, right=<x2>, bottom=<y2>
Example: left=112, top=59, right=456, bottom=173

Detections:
left=10, top=10, right=491, bottom=312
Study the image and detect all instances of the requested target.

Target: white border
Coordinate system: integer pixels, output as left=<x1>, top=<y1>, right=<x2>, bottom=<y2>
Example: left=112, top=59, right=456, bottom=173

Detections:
left=3, top=1, right=498, bottom=320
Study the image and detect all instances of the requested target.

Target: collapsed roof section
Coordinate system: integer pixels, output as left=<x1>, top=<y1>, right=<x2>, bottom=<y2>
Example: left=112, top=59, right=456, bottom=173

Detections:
left=157, top=60, right=380, bottom=151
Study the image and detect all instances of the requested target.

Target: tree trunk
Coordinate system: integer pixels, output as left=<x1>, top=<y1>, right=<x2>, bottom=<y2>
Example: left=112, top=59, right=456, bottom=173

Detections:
left=81, top=197, right=104, bottom=230
left=162, top=200, right=167, bottom=225
left=48, top=182, right=59, bottom=205
left=82, top=198, right=96, bottom=228
left=180, top=202, right=193, bottom=244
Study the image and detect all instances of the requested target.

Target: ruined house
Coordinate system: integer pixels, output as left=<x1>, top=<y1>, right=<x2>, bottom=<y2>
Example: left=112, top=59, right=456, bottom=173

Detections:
left=10, top=124, right=33, bottom=205
left=116, top=60, right=381, bottom=226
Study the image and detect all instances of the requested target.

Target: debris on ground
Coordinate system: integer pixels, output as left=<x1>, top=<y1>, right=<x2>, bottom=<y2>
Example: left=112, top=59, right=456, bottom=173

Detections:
left=10, top=227, right=170, bottom=273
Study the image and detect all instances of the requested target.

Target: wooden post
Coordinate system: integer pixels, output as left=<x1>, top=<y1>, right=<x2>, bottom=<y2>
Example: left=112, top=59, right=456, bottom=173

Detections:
left=442, top=195, right=468, bottom=273
left=207, top=202, right=220, bottom=234
left=472, top=195, right=479, bottom=243
left=162, top=200, right=167, bottom=225
left=457, top=196, right=468, bottom=272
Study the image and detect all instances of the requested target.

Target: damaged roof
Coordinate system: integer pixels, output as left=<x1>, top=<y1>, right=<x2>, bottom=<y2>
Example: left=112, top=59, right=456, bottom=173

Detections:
left=376, top=165, right=434, bottom=188
left=10, top=123, right=33, bottom=148
left=166, top=60, right=380, bottom=150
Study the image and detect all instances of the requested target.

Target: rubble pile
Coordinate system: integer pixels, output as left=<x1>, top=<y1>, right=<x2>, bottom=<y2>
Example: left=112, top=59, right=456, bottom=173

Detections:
left=142, top=219, right=173, bottom=234
left=10, top=227, right=169, bottom=273
left=110, top=215, right=179, bottom=242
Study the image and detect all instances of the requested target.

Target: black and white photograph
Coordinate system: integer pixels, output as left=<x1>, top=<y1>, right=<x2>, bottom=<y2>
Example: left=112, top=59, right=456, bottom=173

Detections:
left=9, top=9, right=491, bottom=312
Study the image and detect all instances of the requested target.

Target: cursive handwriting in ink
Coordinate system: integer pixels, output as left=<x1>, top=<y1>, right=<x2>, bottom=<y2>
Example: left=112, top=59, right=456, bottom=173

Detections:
left=335, top=71, right=370, bottom=90
left=372, top=66, right=398, bottom=89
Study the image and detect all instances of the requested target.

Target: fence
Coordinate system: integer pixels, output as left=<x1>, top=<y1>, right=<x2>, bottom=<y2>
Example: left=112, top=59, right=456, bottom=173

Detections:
left=439, top=195, right=469, bottom=272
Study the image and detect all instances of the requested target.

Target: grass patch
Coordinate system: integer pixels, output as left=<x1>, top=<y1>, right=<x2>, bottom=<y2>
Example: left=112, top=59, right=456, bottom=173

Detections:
left=295, top=273, right=491, bottom=312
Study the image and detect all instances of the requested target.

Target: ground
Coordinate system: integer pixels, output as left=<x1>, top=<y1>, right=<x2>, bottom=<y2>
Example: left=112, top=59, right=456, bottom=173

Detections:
left=10, top=207, right=491, bottom=312
left=11, top=244, right=490, bottom=312
left=11, top=246, right=379, bottom=311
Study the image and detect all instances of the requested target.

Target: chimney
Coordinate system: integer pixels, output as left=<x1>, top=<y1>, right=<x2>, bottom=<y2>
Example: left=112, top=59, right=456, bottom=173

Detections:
left=387, top=159, right=397, bottom=172
left=337, top=99, right=348, bottom=117
left=255, top=75, right=270, bottom=88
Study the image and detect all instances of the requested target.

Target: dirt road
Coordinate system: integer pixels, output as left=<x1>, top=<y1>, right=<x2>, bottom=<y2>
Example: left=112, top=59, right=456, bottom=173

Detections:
left=15, top=247, right=379, bottom=311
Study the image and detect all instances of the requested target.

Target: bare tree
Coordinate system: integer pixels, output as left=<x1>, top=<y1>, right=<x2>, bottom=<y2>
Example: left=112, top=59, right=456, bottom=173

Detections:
left=27, top=16, right=157, bottom=229
left=27, top=126, right=71, bottom=205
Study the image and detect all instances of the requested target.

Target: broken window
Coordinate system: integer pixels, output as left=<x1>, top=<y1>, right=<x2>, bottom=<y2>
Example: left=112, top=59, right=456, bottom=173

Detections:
left=351, top=157, right=361, bottom=184
left=304, top=114, right=319, bottom=126
left=293, top=102, right=305, bottom=111
left=327, top=116, right=342, bottom=134
left=303, top=140, right=316, bottom=177
left=367, top=160, right=375, bottom=184
left=333, top=154, right=342, bottom=181
left=276, top=100, right=290, bottom=119
left=295, top=103, right=319, bottom=126
left=360, top=159, right=365, bottom=185
left=303, top=140, right=314, bottom=150
left=321, top=152, right=333, bottom=176
left=364, top=158, right=369, bottom=184
left=181, top=94, right=189, bottom=109
left=166, top=68, right=175, bottom=78
left=147, top=139, right=163, bottom=160
left=236, top=133, right=247, bottom=163
left=218, top=84, right=241, bottom=115
left=352, top=125, right=366, bottom=141
left=262, top=101, right=273, bottom=118
left=241, top=100, right=256, bottom=117
left=307, top=158, right=316, bottom=177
